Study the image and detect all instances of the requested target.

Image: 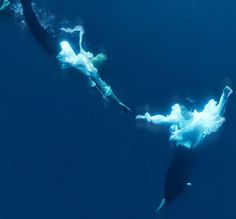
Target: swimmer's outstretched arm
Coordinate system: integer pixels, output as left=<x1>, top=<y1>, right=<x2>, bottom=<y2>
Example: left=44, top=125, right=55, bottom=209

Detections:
left=20, top=0, right=59, bottom=55
left=60, top=25, right=93, bottom=58
left=136, top=113, right=174, bottom=124
left=217, top=86, right=233, bottom=116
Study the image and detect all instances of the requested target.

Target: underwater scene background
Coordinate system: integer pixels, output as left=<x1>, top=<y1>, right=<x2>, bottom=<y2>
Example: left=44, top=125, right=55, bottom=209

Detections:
left=0, top=0, right=236, bottom=218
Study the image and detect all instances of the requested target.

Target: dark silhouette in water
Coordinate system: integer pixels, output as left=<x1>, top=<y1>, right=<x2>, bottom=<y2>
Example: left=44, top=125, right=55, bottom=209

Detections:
left=156, top=146, right=196, bottom=214
left=20, top=0, right=59, bottom=55
left=19, top=0, right=131, bottom=113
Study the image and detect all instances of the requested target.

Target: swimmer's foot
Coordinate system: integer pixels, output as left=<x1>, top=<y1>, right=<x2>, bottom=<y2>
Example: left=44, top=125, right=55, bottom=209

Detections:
left=119, top=102, right=132, bottom=113
left=88, top=78, right=96, bottom=87
left=108, top=91, right=132, bottom=113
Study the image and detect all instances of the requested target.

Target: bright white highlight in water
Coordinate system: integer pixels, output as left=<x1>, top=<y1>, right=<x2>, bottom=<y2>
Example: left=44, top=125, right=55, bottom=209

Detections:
left=136, top=86, right=233, bottom=149
left=0, top=0, right=10, bottom=11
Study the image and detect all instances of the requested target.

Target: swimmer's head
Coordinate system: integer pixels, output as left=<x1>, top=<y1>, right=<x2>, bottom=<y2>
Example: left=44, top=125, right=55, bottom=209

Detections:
left=90, top=53, right=107, bottom=69
left=60, top=41, right=71, bottom=50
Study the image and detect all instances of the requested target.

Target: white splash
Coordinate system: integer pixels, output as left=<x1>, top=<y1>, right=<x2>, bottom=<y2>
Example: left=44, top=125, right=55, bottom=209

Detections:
left=136, top=86, right=233, bottom=149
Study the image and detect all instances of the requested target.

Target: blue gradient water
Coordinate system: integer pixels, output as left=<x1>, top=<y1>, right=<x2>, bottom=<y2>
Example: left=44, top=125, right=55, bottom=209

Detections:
left=0, top=0, right=236, bottom=218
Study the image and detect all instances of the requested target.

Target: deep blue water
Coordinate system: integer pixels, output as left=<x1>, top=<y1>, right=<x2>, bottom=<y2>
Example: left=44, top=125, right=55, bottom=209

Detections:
left=0, top=0, right=236, bottom=218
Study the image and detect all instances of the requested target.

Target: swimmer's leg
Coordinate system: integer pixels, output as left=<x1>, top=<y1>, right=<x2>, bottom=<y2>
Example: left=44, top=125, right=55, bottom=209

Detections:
left=109, top=91, right=132, bottom=113
left=88, top=77, right=109, bottom=100
left=90, top=75, right=131, bottom=112
left=0, top=0, right=10, bottom=11
left=217, top=86, right=233, bottom=116
left=88, top=78, right=96, bottom=87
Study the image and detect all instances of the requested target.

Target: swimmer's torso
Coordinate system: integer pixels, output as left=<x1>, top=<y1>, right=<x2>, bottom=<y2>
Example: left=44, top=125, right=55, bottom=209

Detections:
left=73, top=53, right=98, bottom=77
left=57, top=41, right=98, bottom=77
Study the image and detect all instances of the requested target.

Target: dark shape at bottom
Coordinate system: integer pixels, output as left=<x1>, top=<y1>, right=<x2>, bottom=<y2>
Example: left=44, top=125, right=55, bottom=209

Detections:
left=156, top=145, right=196, bottom=214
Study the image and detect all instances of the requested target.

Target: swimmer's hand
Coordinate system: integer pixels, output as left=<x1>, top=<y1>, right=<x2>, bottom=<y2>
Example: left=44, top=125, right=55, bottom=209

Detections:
left=136, top=112, right=152, bottom=122
left=136, top=115, right=145, bottom=120
left=223, top=85, right=233, bottom=97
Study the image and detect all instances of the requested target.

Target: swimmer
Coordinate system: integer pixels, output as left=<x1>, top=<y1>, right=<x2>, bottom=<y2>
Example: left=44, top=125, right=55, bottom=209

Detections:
left=136, top=86, right=233, bottom=149
left=19, top=0, right=131, bottom=112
